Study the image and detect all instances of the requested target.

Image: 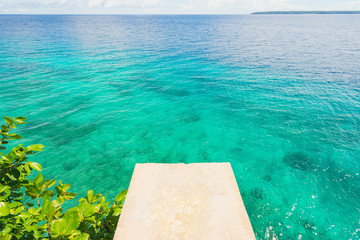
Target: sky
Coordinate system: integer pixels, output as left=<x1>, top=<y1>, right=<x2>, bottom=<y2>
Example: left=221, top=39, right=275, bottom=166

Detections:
left=0, top=0, right=360, bottom=14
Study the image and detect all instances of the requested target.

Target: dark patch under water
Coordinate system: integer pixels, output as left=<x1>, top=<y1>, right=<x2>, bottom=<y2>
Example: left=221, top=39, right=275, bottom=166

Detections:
left=283, top=152, right=318, bottom=171
left=251, top=187, right=265, bottom=200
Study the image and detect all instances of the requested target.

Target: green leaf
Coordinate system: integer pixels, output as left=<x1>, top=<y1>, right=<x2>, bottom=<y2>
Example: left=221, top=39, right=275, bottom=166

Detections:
left=1, top=125, right=8, bottom=132
left=27, top=144, right=44, bottom=152
left=91, top=193, right=102, bottom=204
left=40, top=190, right=55, bottom=198
left=25, top=185, right=40, bottom=198
left=51, top=207, right=82, bottom=237
left=86, top=190, right=93, bottom=203
left=34, top=173, right=43, bottom=186
left=98, top=196, right=106, bottom=205
left=1, top=226, right=12, bottom=235
left=41, top=197, right=51, bottom=215
left=4, top=117, right=14, bottom=126
left=15, top=116, right=26, bottom=121
left=8, top=202, right=21, bottom=209
left=7, top=174, right=17, bottom=181
left=8, top=133, right=22, bottom=139
left=0, top=234, right=12, bottom=240
left=62, top=183, right=71, bottom=192
left=0, top=201, right=10, bottom=217
left=40, top=179, right=56, bottom=191
left=115, top=190, right=128, bottom=205
left=0, top=185, right=10, bottom=193
left=112, top=207, right=122, bottom=216
left=52, top=197, right=66, bottom=208
left=7, top=151, right=15, bottom=161
left=29, top=162, right=42, bottom=171
left=18, top=212, right=32, bottom=218
left=64, top=192, right=77, bottom=200
left=28, top=207, right=36, bottom=214
left=73, top=233, right=90, bottom=240
left=83, top=204, right=100, bottom=217
left=24, top=163, right=31, bottom=173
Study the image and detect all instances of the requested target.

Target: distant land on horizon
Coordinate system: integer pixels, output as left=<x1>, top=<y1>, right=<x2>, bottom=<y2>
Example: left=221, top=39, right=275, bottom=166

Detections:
left=252, top=11, right=360, bottom=14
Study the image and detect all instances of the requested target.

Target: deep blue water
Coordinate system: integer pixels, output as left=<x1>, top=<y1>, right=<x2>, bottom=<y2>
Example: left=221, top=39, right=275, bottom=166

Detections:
left=1, top=15, right=360, bottom=239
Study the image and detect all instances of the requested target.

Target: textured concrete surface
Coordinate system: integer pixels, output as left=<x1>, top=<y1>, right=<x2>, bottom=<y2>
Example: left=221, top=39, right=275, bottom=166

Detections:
left=114, top=163, right=255, bottom=240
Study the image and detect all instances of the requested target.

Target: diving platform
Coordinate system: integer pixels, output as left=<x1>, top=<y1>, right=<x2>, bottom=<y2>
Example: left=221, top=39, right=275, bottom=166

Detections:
left=114, top=163, right=255, bottom=240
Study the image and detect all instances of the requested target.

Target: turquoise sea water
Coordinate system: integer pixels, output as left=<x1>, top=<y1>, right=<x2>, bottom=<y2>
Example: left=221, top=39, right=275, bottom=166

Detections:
left=1, top=15, right=360, bottom=239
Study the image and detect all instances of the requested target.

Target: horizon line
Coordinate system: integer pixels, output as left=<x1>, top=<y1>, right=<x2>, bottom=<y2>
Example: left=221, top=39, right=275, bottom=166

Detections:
left=1, top=10, right=360, bottom=15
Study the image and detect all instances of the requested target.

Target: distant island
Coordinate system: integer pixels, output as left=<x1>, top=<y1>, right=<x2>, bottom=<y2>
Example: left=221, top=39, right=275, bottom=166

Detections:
left=252, top=11, right=360, bottom=14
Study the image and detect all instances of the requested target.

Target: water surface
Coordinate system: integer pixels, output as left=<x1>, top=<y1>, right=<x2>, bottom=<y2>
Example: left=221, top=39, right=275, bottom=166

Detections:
left=1, top=15, right=360, bottom=239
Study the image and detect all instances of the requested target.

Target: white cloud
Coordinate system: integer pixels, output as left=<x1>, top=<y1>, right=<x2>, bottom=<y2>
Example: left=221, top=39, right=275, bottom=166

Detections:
left=254, top=0, right=302, bottom=11
left=209, top=0, right=235, bottom=10
left=0, top=0, right=163, bottom=12
left=86, top=0, right=164, bottom=10
left=0, top=0, right=358, bottom=14
left=333, top=0, right=360, bottom=10
left=173, top=0, right=302, bottom=13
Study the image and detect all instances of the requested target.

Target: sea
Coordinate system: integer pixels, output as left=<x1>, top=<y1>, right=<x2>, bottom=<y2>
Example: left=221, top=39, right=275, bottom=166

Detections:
left=0, top=14, right=359, bottom=239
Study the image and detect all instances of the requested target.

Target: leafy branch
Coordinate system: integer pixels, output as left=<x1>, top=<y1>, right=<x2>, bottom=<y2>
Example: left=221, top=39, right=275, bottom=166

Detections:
left=0, top=117, right=127, bottom=240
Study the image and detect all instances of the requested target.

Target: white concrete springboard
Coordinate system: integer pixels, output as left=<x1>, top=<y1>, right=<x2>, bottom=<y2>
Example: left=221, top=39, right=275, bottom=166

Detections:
left=114, top=163, right=255, bottom=240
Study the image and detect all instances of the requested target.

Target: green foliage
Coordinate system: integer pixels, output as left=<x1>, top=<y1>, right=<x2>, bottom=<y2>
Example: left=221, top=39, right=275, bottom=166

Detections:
left=0, top=117, right=127, bottom=239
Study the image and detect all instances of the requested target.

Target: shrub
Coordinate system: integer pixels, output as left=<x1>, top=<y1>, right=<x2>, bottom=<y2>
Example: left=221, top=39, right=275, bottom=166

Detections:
left=0, top=117, right=127, bottom=240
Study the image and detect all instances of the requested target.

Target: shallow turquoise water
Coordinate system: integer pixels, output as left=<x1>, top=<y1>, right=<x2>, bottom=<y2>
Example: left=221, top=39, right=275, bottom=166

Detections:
left=1, top=15, right=360, bottom=239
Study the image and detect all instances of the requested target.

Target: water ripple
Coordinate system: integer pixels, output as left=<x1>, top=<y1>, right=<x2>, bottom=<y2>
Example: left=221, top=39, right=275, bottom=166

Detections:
left=1, top=15, right=360, bottom=239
